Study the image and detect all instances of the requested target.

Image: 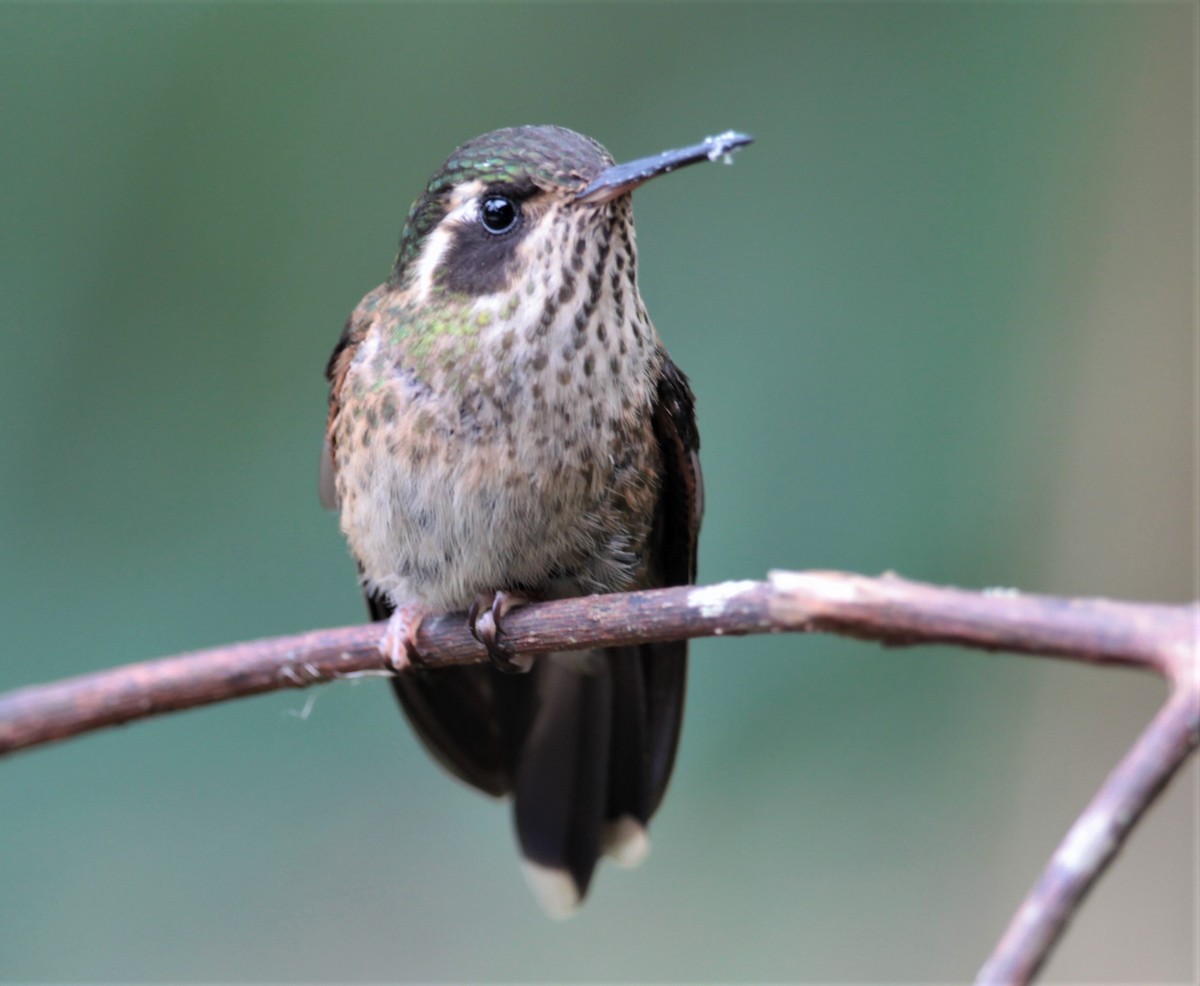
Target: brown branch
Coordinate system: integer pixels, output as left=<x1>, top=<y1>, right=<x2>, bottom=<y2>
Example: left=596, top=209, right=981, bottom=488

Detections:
left=0, top=569, right=1195, bottom=983
left=2, top=571, right=1189, bottom=756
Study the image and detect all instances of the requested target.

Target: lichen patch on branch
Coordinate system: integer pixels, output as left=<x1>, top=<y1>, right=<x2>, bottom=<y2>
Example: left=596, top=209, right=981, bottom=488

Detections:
left=686, top=580, right=757, bottom=617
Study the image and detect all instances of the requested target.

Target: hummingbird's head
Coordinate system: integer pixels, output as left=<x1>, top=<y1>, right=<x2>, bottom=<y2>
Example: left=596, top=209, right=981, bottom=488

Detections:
left=388, top=125, right=752, bottom=301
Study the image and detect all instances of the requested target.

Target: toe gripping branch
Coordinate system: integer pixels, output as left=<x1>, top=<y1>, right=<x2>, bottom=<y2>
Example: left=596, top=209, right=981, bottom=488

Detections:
left=469, top=591, right=534, bottom=674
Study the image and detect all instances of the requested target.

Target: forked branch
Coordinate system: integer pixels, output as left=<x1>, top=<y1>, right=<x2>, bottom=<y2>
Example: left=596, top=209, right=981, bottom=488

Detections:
left=0, top=569, right=1195, bottom=983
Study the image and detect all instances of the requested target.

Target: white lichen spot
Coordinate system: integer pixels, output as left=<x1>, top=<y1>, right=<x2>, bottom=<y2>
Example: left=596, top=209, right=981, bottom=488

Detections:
left=983, top=586, right=1021, bottom=598
left=688, top=580, right=758, bottom=617
left=769, top=570, right=861, bottom=603
left=1058, top=811, right=1113, bottom=875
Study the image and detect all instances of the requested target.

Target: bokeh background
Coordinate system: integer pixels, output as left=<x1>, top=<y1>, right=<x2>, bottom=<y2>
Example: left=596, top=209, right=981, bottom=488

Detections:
left=1, top=3, right=1194, bottom=982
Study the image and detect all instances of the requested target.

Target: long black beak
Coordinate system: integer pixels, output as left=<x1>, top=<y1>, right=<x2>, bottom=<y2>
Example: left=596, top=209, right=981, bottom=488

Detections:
left=575, top=130, right=754, bottom=205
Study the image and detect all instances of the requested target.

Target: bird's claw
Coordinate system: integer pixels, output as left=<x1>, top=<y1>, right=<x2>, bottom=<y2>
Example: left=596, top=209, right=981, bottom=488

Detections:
left=469, top=590, right=533, bottom=674
left=380, top=604, right=426, bottom=672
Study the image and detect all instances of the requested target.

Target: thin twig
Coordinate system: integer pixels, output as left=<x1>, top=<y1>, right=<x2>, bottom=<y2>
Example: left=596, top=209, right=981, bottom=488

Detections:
left=0, top=569, right=1195, bottom=983
left=976, top=595, right=1198, bottom=985
left=977, top=681, right=1199, bottom=984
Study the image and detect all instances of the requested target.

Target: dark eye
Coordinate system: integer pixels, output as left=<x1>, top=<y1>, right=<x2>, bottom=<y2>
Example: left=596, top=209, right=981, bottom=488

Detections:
left=480, top=196, right=519, bottom=235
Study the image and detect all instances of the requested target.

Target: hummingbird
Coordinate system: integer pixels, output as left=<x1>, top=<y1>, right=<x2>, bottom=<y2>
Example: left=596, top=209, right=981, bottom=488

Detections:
left=321, top=125, right=751, bottom=917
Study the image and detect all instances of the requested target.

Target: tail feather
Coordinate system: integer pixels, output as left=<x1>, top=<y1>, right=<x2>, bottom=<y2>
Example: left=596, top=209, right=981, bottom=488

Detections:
left=603, top=646, right=652, bottom=844
left=640, top=639, right=688, bottom=816
left=513, top=654, right=612, bottom=915
left=510, top=642, right=683, bottom=917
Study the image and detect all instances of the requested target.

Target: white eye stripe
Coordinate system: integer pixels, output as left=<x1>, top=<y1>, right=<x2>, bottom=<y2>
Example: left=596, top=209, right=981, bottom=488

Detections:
left=409, top=183, right=486, bottom=301
left=411, top=205, right=470, bottom=301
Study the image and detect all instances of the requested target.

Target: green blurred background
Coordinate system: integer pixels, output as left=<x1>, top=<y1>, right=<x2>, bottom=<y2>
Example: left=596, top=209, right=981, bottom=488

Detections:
left=1, top=3, right=1194, bottom=982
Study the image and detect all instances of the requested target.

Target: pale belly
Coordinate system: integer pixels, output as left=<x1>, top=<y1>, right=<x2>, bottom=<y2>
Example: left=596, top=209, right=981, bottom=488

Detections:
left=333, top=377, right=661, bottom=613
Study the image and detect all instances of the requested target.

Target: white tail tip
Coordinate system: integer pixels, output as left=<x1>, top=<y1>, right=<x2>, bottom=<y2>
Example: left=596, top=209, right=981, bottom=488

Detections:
left=603, top=815, right=650, bottom=868
left=521, top=860, right=582, bottom=920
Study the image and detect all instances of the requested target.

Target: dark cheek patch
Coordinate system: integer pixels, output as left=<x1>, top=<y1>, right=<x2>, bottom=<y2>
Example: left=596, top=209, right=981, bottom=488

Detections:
left=436, top=216, right=531, bottom=297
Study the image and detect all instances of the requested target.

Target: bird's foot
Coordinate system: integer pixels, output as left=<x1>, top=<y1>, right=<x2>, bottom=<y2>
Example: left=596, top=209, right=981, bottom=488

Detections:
left=469, top=590, right=534, bottom=674
left=379, top=603, right=428, bottom=672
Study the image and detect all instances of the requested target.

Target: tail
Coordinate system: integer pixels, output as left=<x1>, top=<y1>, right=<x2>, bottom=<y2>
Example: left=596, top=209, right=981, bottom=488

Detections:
left=503, top=642, right=686, bottom=918
left=386, top=624, right=686, bottom=917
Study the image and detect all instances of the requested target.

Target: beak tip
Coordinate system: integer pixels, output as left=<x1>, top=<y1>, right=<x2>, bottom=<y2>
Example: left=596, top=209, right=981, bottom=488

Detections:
left=575, top=128, right=754, bottom=205
left=705, top=130, right=755, bottom=161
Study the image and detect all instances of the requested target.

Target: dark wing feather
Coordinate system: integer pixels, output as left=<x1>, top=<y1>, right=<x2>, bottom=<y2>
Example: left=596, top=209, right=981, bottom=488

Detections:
left=370, top=596, right=515, bottom=800
left=641, top=357, right=702, bottom=814
left=389, top=667, right=513, bottom=797
left=605, top=356, right=703, bottom=829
